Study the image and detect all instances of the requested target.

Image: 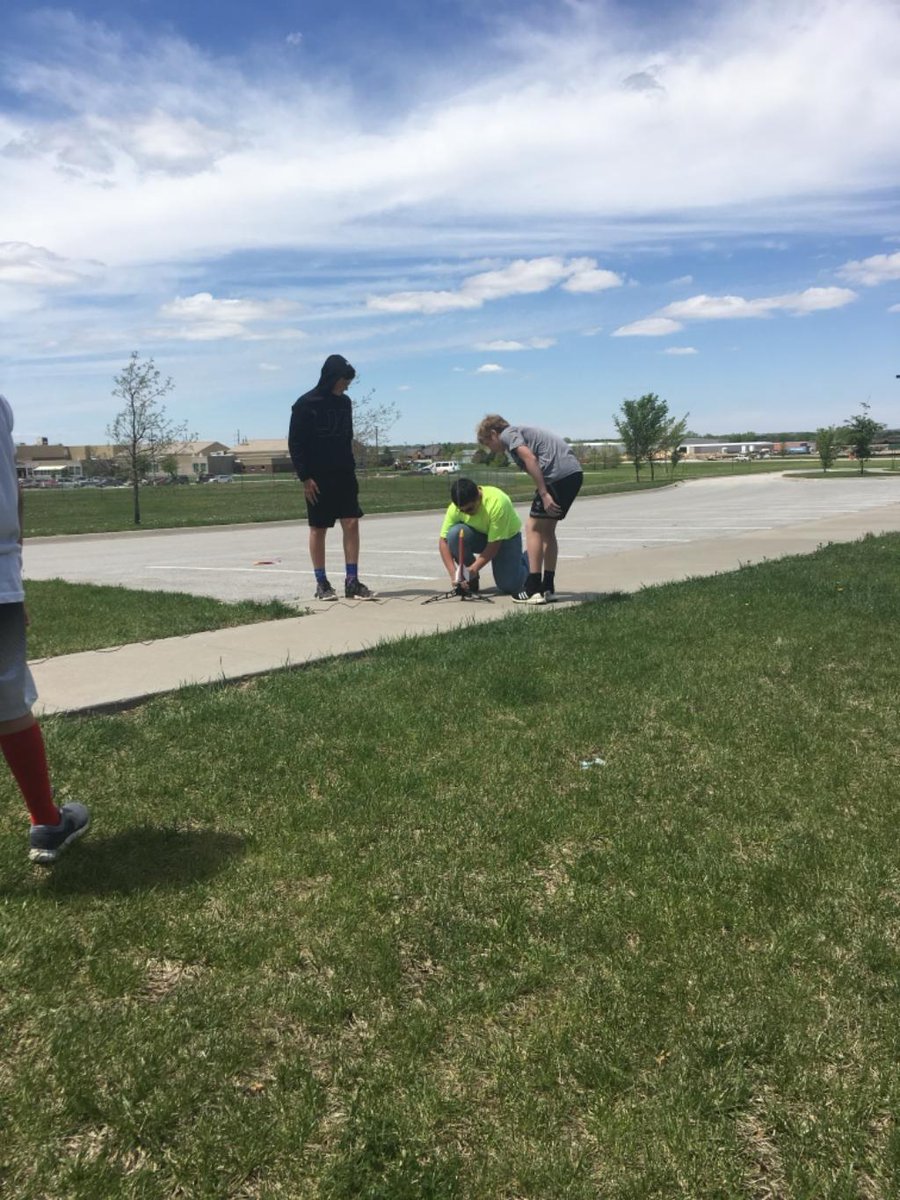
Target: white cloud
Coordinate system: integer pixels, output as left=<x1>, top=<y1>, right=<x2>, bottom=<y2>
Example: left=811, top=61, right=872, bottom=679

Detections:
left=781, top=286, right=857, bottom=313
left=613, top=317, right=683, bottom=337
left=258, top=362, right=281, bottom=371
left=661, top=287, right=856, bottom=321
left=286, top=32, right=303, bottom=47
left=2, top=2, right=900, bottom=270
left=661, top=294, right=774, bottom=321
left=561, top=265, right=623, bottom=293
left=664, top=346, right=698, bottom=355
left=158, top=292, right=303, bottom=340
left=366, top=289, right=481, bottom=315
left=890, top=303, right=900, bottom=313
left=838, top=250, right=900, bottom=286
left=369, top=257, right=618, bottom=315
left=476, top=363, right=506, bottom=373
left=0, top=241, right=94, bottom=286
left=616, top=284, right=857, bottom=338
left=476, top=337, right=556, bottom=351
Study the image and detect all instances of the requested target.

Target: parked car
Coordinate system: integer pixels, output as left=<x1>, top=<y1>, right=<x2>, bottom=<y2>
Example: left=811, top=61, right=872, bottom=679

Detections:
left=208, top=474, right=233, bottom=483
left=431, top=460, right=460, bottom=475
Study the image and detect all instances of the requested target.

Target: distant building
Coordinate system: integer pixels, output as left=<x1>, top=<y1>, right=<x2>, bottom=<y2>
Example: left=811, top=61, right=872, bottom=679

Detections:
left=15, top=439, right=79, bottom=481
left=679, top=439, right=775, bottom=459
left=231, top=438, right=292, bottom=474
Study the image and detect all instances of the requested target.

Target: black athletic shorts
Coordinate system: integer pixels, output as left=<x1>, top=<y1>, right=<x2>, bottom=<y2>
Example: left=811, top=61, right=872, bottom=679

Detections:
left=529, top=471, right=583, bottom=521
left=306, top=469, right=364, bottom=528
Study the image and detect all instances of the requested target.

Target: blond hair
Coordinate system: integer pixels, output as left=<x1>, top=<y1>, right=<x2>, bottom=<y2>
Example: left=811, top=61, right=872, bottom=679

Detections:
left=476, top=414, right=510, bottom=445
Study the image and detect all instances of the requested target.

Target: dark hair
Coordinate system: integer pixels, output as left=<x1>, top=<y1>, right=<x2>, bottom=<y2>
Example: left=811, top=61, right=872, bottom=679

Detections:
left=451, top=478, right=479, bottom=507
left=317, top=354, right=356, bottom=392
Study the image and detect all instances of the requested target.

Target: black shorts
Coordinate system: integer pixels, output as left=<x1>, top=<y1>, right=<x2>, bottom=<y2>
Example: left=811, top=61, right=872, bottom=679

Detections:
left=306, top=469, right=364, bottom=528
left=529, top=471, right=583, bottom=521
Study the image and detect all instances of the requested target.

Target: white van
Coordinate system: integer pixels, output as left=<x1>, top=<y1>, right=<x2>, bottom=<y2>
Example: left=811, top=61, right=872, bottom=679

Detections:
left=431, top=461, right=460, bottom=475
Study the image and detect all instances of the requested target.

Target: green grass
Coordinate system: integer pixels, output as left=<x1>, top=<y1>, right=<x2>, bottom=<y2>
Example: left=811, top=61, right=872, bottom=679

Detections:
left=4, top=535, right=900, bottom=1196
left=786, top=468, right=896, bottom=480
left=25, top=579, right=299, bottom=659
left=22, top=471, right=673, bottom=537
left=24, top=459, right=900, bottom=538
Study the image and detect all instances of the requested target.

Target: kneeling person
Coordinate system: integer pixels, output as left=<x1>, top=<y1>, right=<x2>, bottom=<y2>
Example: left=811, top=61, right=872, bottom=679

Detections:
left=439, top=479, right=526, bottom=596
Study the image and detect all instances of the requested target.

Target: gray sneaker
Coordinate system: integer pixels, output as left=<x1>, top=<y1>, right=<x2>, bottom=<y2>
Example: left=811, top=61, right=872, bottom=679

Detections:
left=314, top=579, right=338, bottom=601
left=29, top=802, right=91, bottom=866
left=345, top=577, right=375, bottom=599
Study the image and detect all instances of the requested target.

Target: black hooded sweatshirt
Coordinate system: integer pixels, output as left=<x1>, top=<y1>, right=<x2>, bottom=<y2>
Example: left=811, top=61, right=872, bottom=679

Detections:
left=288, top=355, right=356, bottom=481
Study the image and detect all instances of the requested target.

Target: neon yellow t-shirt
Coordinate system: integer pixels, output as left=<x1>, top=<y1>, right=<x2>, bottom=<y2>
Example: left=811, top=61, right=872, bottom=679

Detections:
left=439, top=485, right=522, bottom=542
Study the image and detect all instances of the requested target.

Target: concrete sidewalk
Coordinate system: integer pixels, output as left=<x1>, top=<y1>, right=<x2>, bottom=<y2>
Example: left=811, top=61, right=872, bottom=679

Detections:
left=31, top=499, right=900, bottom=715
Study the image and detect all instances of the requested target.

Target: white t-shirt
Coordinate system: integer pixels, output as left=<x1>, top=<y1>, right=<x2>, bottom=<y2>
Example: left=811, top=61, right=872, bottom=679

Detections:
left=0, top=396, right=24, bottom=603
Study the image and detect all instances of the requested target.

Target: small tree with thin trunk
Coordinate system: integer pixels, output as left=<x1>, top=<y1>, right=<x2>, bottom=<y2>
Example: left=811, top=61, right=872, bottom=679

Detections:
left=659, top=413, right=690, bottom=475
left=815, top=425, right=844, bottom=472
left=351, top=389, right=401, bottom=470
left=108, top=352, right=191, bottom=525
left=845, top=402, right=884, bottom=476
left=614, top=393, right=672, bottom=481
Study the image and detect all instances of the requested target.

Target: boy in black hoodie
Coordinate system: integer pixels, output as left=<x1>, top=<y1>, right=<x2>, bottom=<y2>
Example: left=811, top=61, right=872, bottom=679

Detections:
left=289, top=355, right=374, bottom=600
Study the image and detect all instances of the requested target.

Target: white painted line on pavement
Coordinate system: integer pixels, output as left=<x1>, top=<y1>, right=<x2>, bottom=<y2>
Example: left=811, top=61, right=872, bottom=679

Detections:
left=146, top=565, right=308, bottom=575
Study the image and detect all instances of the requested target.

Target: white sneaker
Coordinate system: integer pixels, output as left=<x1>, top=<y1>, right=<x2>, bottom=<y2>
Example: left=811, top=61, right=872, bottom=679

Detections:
left=512, top=590, right=546, bottom=605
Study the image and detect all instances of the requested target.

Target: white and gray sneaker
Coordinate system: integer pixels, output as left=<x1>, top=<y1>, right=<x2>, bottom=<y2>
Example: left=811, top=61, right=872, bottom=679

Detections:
left=314, top=579, right=338, bottom=601
left=29, top=803, right=91, bottom=865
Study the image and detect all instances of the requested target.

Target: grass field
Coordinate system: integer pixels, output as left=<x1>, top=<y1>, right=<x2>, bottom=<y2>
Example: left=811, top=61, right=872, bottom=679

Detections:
left=22, top=469, right=674, bottom=538
left=24, top=455, right=893, bottom=538
left=25, top=580, right=299, bottom=659
left=4, top=535, right=900, bottom=1197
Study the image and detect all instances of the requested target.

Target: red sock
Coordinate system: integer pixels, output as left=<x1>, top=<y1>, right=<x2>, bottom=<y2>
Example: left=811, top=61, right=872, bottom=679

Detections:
left=1, top=724, right=60, bottom=826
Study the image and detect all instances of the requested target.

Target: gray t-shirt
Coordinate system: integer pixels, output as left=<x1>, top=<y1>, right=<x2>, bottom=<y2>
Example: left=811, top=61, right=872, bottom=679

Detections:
left=499, top=425, right=582, bottom=483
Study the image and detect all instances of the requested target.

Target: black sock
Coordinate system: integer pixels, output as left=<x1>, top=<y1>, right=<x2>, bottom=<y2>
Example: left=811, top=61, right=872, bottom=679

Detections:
left=525, top=573, right=542, bottom=596
left=542, top=570, right=555, bottom=592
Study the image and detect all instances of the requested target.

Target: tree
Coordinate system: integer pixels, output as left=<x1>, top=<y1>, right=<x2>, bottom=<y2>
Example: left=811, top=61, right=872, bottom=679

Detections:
left=595, top=444, right=622, bottom=470
left=815, top=425, right=845, bottom=472
left=845, top=402, right=884, bottom=476
left=659, top=413, right=690, bottom=473
left=352, top=389, right=401, bottom=470
left=613, top=393, right=671, bottom=481
left=160, top=454, right=179, bottom=481
left=108, top=352, right=191, bottom=525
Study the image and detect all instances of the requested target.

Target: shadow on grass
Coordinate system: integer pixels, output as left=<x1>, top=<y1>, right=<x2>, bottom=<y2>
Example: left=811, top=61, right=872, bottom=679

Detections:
left=11, top=827, right=247, bottom=897
left=582, top=590, right=632, bottom=605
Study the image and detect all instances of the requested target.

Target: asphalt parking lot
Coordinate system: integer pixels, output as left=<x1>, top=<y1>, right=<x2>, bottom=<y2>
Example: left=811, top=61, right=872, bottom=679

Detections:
left=23, top=473, right=900, bottom=604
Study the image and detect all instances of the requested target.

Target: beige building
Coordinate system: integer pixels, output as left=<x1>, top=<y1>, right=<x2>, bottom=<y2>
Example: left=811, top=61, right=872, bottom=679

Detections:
left=173, top=441, right=230, bottom=477
left=16, top=440, right=78, bottom=481
left=232, top=438, right=292, bottom=474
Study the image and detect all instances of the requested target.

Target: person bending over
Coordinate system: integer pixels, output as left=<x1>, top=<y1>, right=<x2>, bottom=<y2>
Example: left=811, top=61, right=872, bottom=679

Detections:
left=476, top=415, right=583, bottom=604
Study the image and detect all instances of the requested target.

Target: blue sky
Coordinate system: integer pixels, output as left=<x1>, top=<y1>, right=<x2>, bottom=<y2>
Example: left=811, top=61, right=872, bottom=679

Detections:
left=2, top=0, right=899, bottom=446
